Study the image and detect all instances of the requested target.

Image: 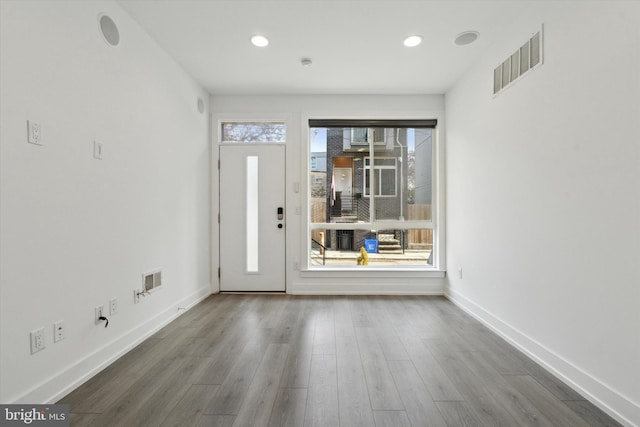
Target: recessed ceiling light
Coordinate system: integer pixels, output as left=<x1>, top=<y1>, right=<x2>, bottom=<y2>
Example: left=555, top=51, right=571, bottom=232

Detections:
left=251, top=35, right=269, bottom=47
left=403, top=35, right=423, bottom=47
left=454, top=31, right=479, bottom=46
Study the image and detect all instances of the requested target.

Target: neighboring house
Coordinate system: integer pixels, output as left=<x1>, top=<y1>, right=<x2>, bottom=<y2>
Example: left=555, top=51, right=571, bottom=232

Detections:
left=322, top=127, right=433, bottom=251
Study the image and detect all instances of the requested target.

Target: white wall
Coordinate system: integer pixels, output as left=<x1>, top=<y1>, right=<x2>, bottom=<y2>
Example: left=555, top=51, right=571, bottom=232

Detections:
left=211, top=95, right=447, bottom=294
left=445, top=2, right=640, bottom=425
left=0, top=1, right=211, bottom=403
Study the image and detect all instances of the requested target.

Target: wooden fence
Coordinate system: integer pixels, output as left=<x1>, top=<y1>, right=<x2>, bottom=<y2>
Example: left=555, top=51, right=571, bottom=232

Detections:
left=407, top=204, right=432, bottom=247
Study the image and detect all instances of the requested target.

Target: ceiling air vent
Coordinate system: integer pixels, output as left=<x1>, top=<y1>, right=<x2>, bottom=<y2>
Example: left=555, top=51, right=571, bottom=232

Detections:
left=493, top=25, right=543, bottom=95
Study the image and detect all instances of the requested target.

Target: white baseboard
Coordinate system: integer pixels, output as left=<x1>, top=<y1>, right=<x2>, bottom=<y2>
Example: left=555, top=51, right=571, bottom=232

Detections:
left=445, top=287, right=640, bottom=427
left=13, top=285, right=212, bottom=405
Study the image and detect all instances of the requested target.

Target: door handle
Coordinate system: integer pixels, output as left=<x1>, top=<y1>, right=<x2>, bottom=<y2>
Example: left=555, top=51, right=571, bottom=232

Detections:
left=278, top=223, right=283, bottom=229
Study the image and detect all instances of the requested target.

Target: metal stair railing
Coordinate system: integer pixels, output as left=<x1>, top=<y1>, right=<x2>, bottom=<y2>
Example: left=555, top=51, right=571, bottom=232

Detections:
left=311, top=238, right=326, bottom=266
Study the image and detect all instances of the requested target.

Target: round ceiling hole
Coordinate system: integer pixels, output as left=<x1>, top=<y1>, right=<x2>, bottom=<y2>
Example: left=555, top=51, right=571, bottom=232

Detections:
left=99, top=14, right=120, bottom=47
left=197, top=98, right=205, bottom=114
left=454, top=31, right=479, bottom=46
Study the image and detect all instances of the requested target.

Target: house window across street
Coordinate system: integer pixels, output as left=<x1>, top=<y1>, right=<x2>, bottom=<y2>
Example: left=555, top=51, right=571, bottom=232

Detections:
left=364, top=157, right=396, bottom=197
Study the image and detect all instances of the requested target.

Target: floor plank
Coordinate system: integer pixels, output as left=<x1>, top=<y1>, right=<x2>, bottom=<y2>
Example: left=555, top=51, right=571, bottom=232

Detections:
left=232, top=343, right=289, bottom=427
left=160, top=384, right=219, bottom=427
left=204, top=335, right=270, bottom=415
left=503, top=375, right=590, bottom=427
left=398, top=333, right=464, bottom=402
left=335, top=335, right=375, bottom=426
left=388, top=360, right=447, bottom=427
left=436, top=401, right=493, bottom=427
left=196, top=414, right=236, bottom=427
left=355, top=327, right=404, bottom=410
left=90, top=355, right=196, bottom=427
left=267, top=388, right=308, bottom=427
left=68, top=412, right=99, bottom=427
left=304, top=353, right=339, bottom=427
left=563, top=400, right=623, bottom=427
left=372, top=410, right=412, bottom=427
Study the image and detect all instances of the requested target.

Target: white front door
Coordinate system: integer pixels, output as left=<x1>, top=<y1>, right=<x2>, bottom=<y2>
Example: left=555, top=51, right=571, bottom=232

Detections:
left=333, top=167, right=352, bottom=211
left=219, top=144, right=285, bottom=292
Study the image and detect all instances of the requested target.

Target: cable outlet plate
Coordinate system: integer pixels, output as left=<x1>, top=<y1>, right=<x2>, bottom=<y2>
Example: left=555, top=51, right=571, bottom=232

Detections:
left=54, top=320, right=65, bottom=343
left=30, top=328, right=45, bottom=354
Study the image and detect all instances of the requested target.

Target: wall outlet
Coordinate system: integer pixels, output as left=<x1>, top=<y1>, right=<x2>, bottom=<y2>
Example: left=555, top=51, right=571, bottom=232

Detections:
left=133, top=290, right=140, bottom=304
left=30, top=328, right=45, bottom=354
left=458, top=267, right=463, bottom=279
left=109, top=298, right=118, bottom=315
left=27, top=120, right=42, bottom=145
left=95, top=305, right=105, bottom=324
left=53, top=320, right=65, bottom=343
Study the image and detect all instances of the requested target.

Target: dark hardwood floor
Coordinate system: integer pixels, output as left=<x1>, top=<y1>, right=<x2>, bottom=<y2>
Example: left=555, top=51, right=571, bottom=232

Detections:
left=59, top=295, right=621, bottom=426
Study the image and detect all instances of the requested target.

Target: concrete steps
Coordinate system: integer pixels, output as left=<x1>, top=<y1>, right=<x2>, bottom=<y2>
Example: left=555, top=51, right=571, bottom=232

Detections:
left=377, top=234, right=403, bottom=254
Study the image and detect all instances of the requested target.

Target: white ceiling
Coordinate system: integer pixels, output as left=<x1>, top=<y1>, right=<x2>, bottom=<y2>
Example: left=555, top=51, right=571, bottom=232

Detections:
left=117, top=0, right=534, bottom=95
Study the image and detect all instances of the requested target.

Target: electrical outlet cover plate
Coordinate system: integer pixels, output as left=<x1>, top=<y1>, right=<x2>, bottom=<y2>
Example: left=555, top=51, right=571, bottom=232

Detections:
left=27, top=120, right=42, bottom=145
left=95, top=305, right=105, bottom=324
left=30, top=328, right=45, bottom=354
left=109, top=298, right=117, bottom=315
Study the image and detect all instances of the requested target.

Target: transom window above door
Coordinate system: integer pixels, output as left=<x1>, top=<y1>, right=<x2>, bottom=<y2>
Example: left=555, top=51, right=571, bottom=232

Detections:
left=221, top=122, right=286, bottom=143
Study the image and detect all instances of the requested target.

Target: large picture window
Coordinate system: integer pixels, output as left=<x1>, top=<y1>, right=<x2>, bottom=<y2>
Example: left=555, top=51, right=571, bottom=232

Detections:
left=308, top=119, right=436, bottom=269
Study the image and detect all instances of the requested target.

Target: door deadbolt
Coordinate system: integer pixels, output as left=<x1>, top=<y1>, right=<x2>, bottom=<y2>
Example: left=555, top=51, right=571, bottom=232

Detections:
left=277, top=207, right=284, bottom=220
